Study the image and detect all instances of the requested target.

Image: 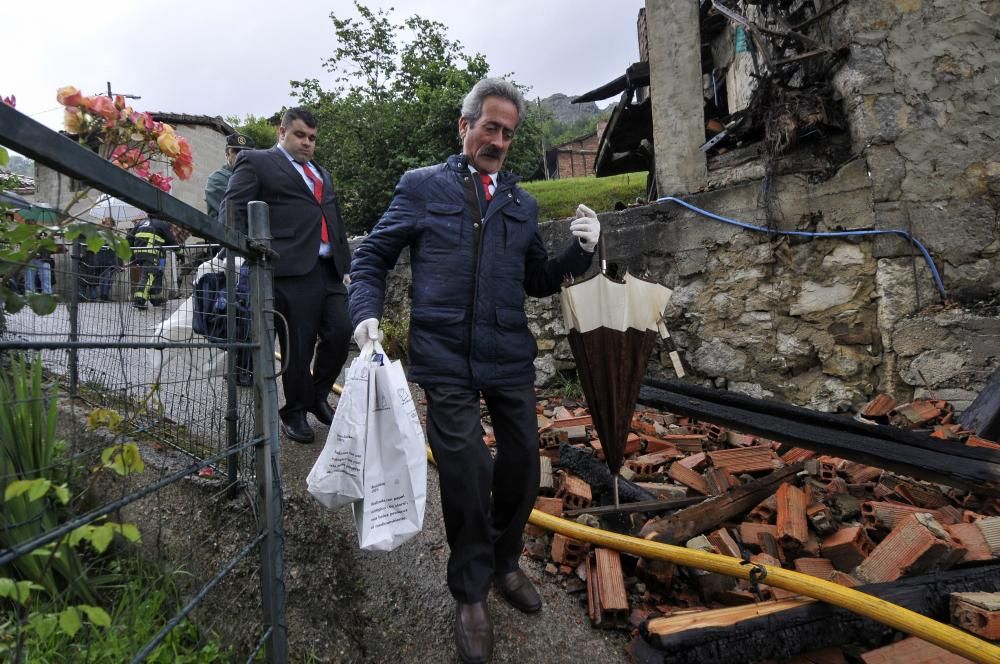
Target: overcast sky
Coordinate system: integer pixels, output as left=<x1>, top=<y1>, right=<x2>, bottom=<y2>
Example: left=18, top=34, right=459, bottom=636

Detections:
left=4, top=1, right=645, bottom=134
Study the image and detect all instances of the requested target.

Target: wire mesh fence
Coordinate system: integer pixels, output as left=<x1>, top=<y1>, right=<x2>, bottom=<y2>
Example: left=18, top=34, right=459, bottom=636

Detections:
left=1, top=104, right=286, bottom=664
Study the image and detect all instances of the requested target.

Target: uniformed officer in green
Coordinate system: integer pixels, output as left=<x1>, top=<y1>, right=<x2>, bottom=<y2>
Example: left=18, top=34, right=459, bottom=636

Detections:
left=204, top=133, right=256, bottom=222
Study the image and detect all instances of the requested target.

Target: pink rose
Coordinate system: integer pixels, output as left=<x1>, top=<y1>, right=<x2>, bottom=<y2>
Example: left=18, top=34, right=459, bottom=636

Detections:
left=90, top=96, right=117, bottom=122
left=172, top=159, right=193, bottom=180
left=56, top=86, right=83, bottom=107
left=148, top=173, right=173, bottom=192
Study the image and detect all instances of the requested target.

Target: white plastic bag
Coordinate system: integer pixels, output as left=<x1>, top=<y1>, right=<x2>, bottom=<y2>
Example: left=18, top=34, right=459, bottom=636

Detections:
left=306, top=343, right=376, bottom=508
left=352, top=342, right=427, bottom=552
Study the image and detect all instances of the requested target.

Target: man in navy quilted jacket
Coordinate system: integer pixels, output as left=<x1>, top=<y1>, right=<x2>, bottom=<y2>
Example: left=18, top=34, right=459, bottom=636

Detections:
left=349, top=78, right=601, bottom=663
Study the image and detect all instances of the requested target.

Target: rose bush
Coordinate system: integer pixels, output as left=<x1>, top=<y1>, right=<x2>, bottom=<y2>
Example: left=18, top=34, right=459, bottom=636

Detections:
left=56, top=85, right=194, bottom=193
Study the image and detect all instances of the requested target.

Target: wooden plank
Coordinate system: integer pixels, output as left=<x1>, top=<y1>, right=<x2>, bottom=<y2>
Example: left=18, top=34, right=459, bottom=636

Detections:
left=640, top=464, right=803, bottom=544
left=638, top=382, right=1000, bottom=495
left=643, top=377, right=1000, bottom=464
left=635, top=562, right=1000, bottom=664
left=645, top=597, right=814, bottom=637
left=563, top=495, right=704, bottom=517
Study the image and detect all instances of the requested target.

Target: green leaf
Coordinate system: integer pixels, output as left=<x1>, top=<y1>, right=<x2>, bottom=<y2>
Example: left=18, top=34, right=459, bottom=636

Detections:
left=4, top=479, right=35, bottom=501
left=26, top=292, right=58, bottom=315
left=79, top=604, right=112, bottom=628
left=2, top=287, right=26, bottom=314
left=54, top=483, right=70, bottom=504
left=27, top=478, right=52, bottom=502
left=29, top=613, right=57, bottom=640
left=0, top=147, right=8, bottom=168
left=18, top=581, right=44, bottom=603
left=85, top=232, right=107, bottom=254
left=59, top=606, right=82, bottom=637
left=69, top=524, right=91, bottom=548
left=0, top=577, right=14, bottom=599
left=90, top=523, right=114, bottom=553
left=120, top=523, right=142, bottom=543
left=102, top=443, right=144, bottom=476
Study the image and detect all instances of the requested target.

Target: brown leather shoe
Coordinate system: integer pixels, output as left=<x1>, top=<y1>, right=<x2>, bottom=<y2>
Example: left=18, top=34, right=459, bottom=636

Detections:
left=495, top=568, right=542, bottom=613
left=455, top=600, right=492, bottom=663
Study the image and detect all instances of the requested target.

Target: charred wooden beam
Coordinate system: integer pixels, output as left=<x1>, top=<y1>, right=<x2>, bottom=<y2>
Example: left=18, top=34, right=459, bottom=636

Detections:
left=639, top=464, right=804, bottom=543
left=631, top=561, right=1000, bottom=664
left=563, top=495, right=705, bottom=518
left=638, top=380, right=1000, bottom=496
left=556, top=443, right=657, bottom=504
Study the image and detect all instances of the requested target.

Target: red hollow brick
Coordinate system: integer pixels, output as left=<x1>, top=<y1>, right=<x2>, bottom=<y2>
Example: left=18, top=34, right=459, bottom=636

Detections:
left=854, top=513, right=957, bottom=584
left=821, top=526, right=876, bottom=573
left=739, top=522, right=779, bottom=550
left=951, top=591, right=1000, bottom=640
left=793, top=557, right=836, bottom=579
left=776, top=483, right=808, bottom=548
left=557, top=473, right=593, bottom=510
left=860, top=636, right=970, bottom=663
left=708, top=447, right=784, bottom=474
left=667, top=462, right=710, bottom=495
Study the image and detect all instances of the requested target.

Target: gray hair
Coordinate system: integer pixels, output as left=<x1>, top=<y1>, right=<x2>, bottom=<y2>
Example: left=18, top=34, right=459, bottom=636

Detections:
left=460, top=78, right=525, bottom=127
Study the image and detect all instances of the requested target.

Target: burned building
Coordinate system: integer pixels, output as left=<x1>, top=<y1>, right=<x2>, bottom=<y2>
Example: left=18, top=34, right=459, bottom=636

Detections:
left=553, top=0, right=1000, bottom=413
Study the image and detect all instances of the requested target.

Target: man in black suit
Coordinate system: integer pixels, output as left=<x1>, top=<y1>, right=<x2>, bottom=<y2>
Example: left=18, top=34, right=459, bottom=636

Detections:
left=222, top=107, right=352, bottom=443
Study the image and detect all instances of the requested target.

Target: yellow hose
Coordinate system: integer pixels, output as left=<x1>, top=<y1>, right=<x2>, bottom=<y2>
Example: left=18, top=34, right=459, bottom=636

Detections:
left=421, top=444, right=998, bottom=662
left=528, top=509, right=1000, bottom=664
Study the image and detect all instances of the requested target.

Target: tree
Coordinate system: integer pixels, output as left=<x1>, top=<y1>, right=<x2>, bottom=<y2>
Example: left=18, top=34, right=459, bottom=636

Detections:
left=226, top=114, right=277, bottom=150
left=291, top=2, right=542, bottom=234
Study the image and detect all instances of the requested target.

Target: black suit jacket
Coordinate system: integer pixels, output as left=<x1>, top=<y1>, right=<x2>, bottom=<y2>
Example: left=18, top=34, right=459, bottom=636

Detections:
left=222, top=146, right=351, bottom=278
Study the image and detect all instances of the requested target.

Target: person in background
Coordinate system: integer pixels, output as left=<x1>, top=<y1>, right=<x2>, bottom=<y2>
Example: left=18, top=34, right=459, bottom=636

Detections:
left=349, top=78, right=601, bottom=664
left=127, top=216, right=179, bottom=309
left=205, top=133, right=256, bottom=223
left=23, top=226, right=53, bottom=296
left=221, top=108, right=352, bottom=444
left=91, top=216, right=120, bottom=301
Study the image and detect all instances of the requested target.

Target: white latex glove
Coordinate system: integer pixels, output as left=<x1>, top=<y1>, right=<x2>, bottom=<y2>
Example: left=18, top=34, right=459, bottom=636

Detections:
left=570, top=204, right=600, bottom=253
left=353, top=318, right=380, bottom=348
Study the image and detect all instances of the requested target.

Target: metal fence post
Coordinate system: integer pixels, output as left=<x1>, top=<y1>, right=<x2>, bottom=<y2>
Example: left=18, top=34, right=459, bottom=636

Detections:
left=68, top=237, right=81, bottom=397
left=247, top=200, right=288, bottom=663
left=224, top=204, right=239, bottom=493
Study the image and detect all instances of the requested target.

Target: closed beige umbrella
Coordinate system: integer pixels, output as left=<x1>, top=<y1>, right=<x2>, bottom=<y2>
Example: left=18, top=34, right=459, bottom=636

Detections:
left=561, top=239, right=673, bottom=507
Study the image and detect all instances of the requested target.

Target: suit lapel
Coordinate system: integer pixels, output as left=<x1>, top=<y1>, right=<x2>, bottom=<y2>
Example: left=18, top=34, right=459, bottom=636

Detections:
left=267, top=147, right=314, bottom=197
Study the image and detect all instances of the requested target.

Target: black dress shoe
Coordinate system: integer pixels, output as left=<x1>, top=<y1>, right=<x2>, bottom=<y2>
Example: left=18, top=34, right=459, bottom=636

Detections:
left=280, top=413, right=314, bottom=444
left=495, top=568, right=542, bottom=613
left=309, top=399, right=334, bottom=426
left=455, top=601, right=492, bottom=664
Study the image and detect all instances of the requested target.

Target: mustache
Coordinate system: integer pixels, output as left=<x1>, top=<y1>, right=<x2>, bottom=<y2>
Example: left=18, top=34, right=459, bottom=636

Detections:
left=481, top=146, right=502, bottom=158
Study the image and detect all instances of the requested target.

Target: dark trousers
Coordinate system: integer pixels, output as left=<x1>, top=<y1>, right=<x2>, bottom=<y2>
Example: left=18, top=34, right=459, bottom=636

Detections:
left=424, top=383, right=540, bottom=603
left=273, top=257, right=351, bottom=421
left=132, top=253, right=164, bottom=302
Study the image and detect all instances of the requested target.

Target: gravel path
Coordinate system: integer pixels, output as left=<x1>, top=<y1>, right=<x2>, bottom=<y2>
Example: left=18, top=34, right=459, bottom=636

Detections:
left=279, top=385, right=631, bottom=663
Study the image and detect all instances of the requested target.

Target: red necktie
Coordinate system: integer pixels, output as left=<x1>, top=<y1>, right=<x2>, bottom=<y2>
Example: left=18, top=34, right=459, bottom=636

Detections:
left=301, top=162, right=329, bottom=244
left=480, top=173, right=493, bottom=201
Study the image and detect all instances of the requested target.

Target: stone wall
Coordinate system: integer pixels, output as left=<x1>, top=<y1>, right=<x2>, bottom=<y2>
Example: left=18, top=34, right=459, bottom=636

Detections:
left=371, top=154, right=995, bottom=414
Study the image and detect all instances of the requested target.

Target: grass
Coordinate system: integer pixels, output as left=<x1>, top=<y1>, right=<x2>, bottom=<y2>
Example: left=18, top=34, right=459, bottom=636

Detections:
left=2, top=561, right=229, bottom=663
left=520, top=172, right=648, bottom=220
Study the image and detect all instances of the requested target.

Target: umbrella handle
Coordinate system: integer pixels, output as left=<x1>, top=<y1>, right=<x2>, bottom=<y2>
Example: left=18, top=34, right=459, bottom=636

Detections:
left=598, top=232, right=607, bottom=275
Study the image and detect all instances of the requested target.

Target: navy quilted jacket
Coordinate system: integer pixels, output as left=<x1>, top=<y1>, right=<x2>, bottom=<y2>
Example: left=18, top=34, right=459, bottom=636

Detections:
left=349, top=155, right=593, bottom=388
